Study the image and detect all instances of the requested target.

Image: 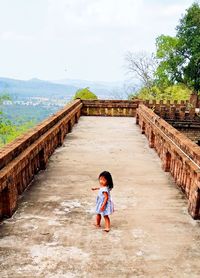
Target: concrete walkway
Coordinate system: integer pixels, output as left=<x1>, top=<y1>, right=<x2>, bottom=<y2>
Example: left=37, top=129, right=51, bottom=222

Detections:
left=0, top=116, right=200, bottom=278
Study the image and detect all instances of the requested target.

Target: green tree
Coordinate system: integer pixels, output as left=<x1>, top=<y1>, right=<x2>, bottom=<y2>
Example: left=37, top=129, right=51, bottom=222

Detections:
left=0, top=120, right=35, bottom=147
left=0, top=93, right=12, bottom=104
left=128, top=84, right=191, bottom=101
left=176, top=2, right=200, bottom=92
left=0, top=94, right=36, bottom=147
left=155, top=35, right=183, bottom=86
left=73, top=87, right=98, bottom=100
left=156, top=2, right=200, bottom=93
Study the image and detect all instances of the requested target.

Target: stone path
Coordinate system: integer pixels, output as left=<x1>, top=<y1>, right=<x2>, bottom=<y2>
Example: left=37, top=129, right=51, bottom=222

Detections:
left=0, top=116, right=200, bottom=278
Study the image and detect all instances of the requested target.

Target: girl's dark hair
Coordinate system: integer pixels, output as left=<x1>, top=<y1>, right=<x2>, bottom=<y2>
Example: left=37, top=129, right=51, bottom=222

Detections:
left=98, top=171, right=114, bottom=190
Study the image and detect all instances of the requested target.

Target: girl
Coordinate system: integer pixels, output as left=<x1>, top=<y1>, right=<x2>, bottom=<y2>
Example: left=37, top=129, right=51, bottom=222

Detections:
left=91, top=171, right=114, bottom=232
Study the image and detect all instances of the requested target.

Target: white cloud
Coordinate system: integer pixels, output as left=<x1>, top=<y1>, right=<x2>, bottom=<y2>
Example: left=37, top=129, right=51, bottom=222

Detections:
left=0, top=0, right=196, bottom=81
left=41, top=0, right=144, bottom=39
left=0, top=31, right=34, bottom=41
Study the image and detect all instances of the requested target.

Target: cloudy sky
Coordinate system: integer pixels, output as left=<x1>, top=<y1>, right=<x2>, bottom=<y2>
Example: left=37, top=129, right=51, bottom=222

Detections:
left=0, top=0, right=195, bottom=82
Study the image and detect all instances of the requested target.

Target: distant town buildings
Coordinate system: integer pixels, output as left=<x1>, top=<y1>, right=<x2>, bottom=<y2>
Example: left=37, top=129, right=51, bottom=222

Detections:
left=3, top=97, right=70, bottom=108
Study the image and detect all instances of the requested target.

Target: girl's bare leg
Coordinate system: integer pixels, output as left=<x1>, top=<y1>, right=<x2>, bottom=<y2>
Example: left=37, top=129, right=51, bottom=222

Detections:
left=95, top=214, right=101, bottom=227
left=104, top=215, right=110, bottom=231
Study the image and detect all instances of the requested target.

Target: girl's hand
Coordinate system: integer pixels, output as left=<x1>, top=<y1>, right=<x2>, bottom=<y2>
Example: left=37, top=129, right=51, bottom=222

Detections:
left=91, top=187, right=99, bottom=191
left=100, top=205, right=105, bottom=211
left=100, top=192, right=108, bottom=211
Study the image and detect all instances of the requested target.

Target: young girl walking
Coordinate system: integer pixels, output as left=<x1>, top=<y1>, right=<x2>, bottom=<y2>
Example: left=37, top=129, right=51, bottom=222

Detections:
left=92, top=171, right=114, bottom=232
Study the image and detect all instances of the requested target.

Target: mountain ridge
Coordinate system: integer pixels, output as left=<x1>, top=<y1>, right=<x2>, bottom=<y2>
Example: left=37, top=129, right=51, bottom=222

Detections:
left=0, top=76, right=134, bottom=99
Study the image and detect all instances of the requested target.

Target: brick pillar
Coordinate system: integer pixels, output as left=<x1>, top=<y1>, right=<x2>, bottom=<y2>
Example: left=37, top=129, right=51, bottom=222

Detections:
left=165, top=104, right=170, bottom=119
left=190, top=93, right=198, bottom=108
left=68, top=120, right=72, bottom=133
left=141, top=122, right=145, bottom=134
left=169, top=106, right=176, bottom=120
left=149, top=131, right=155, bottom=148
left=188, top=171, right=200, bottom=219
left=136, top=113, right=139, bottom=125
left=179, top=106, right=186, bottom=120
left=188, top=187, right=200, bottom=220
left=57, top=129, right=64, bottom=147
left=163, top=151, right=171, bottom=172
left=39, top=148, right=47, bottom=170
left=160, top=106, right=166, bottom=118
left=189, top=108, right=195, bottom=120
left=194, top=188, right=200, bottom=219
left=75, top=113, right=78, bottom=123
left=1, top=178, right=18, bottom=218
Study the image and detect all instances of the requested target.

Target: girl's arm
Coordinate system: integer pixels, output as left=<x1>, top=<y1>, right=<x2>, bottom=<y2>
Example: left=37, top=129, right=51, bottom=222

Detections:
left=91, top=187, right=100, bottom=191
left=100, top=192, right=108, bottom=211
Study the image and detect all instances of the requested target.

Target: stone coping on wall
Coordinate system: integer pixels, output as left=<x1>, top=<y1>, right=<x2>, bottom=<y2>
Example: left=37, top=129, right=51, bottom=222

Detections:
left=81, top=99, right=139, bottom=107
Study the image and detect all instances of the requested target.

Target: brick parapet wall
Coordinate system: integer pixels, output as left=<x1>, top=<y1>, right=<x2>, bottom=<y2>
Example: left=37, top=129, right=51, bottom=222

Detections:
left=1, top=98, right=140, bottom=219
left=0, top=100, right=82, bottom=170
left=80, top=98, right=198, bottom=121
left=1, top=98, right=200, bottom=220
left=136, top=104, right=200, bottom=219
left=0, top=99, right=82, bottom=219
left=143, top=99, right=196, bottom=121
left=81, top=99, right=140, bottom=117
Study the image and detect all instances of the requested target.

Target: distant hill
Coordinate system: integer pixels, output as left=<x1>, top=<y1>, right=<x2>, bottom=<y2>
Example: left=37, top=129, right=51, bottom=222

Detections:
left=0, top=77, right=139, bottom=100
left=54, top=78, right=127, bottom=99
left=0, top=77, right=79, bottom=100
left=0, top=76, right=140, bottom=129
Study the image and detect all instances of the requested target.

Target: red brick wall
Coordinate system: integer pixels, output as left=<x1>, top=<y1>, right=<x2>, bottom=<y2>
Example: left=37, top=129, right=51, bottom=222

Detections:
left=80, top=99, right=197, bottom=120
left=81, top=99, right=140, bottom=117
left=1, top=98, right=140, bottom=220
left=0, top=99, right=82, bottom=219
left=1, top=98, right=199, bottom=220
left=143, top=99, right=196, bottom=121
left=136, top=104, right=200, bottom=219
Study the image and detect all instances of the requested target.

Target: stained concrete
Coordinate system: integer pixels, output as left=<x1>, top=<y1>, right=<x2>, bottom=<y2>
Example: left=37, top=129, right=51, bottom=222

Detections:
left=0, top=116, right=200, bottom=278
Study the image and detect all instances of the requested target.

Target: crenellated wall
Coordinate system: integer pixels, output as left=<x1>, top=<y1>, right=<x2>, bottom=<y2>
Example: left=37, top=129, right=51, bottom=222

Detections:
left=136, top=104, right=200, bottom=219
left=143, top=99, right=196, bottom=121
left=0, top=99, right=82, bottom=219
left=80, top=98, right=198, bottom=120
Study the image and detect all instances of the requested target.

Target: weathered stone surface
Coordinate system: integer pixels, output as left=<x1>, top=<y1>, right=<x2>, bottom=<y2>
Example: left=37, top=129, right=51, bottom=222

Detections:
left=0, top=116, right=200, bottom=277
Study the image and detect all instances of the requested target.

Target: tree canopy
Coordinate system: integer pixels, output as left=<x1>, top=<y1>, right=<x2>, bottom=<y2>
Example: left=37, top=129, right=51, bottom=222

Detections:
left=134, top=84, right=191, bottom=101
left=0, top=94, right=35, bottom=147
left=155, top=2, right=200, bottom=93
left=73, top=87, right=98, bottom=100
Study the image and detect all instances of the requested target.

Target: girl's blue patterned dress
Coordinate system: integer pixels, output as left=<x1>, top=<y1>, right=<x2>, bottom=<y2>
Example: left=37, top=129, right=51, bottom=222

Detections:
left=95, top=186, right=114, bottom=216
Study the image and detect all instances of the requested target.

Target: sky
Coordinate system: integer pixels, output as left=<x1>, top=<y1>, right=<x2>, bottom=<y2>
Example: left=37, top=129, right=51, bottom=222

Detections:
left=0, top=0, right=196, bottom=82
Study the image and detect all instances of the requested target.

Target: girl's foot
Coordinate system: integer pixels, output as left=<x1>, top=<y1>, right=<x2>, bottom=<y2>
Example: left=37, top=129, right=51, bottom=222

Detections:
left=93, top=224, right=101, bottom=228
left=103, top=228, right=110, bottom=232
